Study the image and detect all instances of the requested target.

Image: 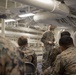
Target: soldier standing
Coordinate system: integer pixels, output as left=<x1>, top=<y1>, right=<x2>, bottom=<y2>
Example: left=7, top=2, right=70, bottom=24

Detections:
left=41, top=25, right=55, bottom=71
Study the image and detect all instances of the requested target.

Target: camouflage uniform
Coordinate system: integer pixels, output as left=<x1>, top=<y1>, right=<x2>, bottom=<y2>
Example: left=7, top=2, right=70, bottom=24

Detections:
left=43, top=47, right=61, bottom=75
left=0, top=36, right=16, bottom=75
left=41, top=31, right=55, bottom=70
left=11, top=46, right=37, bottom=75
left=16, top=47, right=37, bottom=67
left=0, top=36, right=37, bottom=75
left=49, top=46, right=61, bottom=66
left=50, top=46, right=76, bottom=75
left=0, top=52, right=13, bottom=75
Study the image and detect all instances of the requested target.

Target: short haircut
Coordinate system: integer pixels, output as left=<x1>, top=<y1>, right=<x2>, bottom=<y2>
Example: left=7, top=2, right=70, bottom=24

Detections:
left=59, top=36, right=73, bottom=47
left=18, top=36, right=28, bottom=46
left=49, top=25, right=55, bottom=30
left=61, top=31, right=71, bottom=37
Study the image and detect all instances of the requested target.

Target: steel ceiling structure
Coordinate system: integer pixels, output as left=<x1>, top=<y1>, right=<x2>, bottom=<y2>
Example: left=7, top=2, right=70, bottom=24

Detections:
left=0, top=0, right=76, bottom=40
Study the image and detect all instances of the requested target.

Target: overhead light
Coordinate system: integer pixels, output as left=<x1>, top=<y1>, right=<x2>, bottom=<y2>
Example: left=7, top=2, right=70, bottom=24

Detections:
left=19, top=13, right=35, bottom=18
left=4, top=19, right=16, bottom=22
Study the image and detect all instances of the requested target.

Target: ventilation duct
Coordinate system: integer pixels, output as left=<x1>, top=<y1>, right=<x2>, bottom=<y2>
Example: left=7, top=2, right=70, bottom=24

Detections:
left=14, top=0, right=70, bottom=16
left=33, top=11, right=67, bottom=22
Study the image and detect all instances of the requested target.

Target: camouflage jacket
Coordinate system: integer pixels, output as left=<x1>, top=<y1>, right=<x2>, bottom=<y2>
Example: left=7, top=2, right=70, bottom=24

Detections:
left=41, top=31, right=54, bottom=46
left=51, top=46, right=76, bottom=75
left=0, top=36, right=16, bottom=75
left=10, top=46, right=37, bottom=75
left=15, top=46, right=37, bottom=67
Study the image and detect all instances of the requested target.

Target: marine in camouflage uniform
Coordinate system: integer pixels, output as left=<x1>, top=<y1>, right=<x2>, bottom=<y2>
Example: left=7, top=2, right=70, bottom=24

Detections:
left=41, top=25, right=56, bottom=71
left=15, top=46, right=37, bottom=67
left=0, top=36, right=16, bottom=75
left=44, top=36, right=76, bottom=75
left=11, top=36, right=37, bottom=75
left=0, top=35, right=37, bottom=75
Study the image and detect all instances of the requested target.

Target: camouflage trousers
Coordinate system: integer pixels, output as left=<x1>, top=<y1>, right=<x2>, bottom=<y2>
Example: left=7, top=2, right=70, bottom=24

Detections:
left=42, top=46, right=53, bottom=71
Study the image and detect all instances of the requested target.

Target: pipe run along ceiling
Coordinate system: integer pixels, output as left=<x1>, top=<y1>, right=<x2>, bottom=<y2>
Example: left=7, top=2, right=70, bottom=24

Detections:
left=14, top=0, right=70, bottom=15
left=14, top=0, right=70, bottom=23
left=0, top=30, right=42, bottom=38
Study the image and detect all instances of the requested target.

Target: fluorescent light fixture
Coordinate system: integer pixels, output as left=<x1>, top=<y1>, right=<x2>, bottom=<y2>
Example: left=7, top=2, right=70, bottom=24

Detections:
left=37, top=0, right=53, bottom=4
left=19, top=13, right=35, bottom=18
left=4, top=19, right=16, bottom=22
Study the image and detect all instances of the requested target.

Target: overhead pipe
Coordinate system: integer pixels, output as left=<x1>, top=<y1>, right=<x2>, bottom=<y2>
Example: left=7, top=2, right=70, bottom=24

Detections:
left=14, top=0, right=70, bottom=16
left=33, top=11, right=67, bottom=22
left=5, top=31, right=42, bottom=38
left=0, top=30, right=42, bottom=38
left=6, top=27, right=43, bottom=34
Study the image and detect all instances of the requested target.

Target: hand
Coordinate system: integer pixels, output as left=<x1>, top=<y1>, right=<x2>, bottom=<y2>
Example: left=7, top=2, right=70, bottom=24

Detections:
left=48, top=41, right=55, bottom=45
left=48, top=41, right=52, bottom=44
